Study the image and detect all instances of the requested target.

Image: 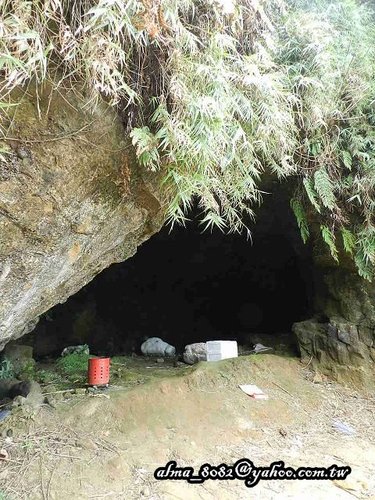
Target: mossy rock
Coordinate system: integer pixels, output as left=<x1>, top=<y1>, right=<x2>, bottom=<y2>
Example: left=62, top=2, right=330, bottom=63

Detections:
left=2, top=344, right=36, bottom=379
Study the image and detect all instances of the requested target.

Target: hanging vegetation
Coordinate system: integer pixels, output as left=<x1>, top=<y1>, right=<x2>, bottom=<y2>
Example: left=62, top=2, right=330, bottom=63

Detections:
left=0, top=0, right=374, bottom=278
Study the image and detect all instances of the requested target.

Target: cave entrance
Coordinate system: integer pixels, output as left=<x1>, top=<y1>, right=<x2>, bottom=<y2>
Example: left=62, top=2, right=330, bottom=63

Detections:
left=31, top=188, right=314, bottom=359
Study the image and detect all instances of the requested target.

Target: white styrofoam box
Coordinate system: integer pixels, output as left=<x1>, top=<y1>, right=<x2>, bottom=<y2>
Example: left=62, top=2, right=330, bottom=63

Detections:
left=206, top=340, right=238, bottom=362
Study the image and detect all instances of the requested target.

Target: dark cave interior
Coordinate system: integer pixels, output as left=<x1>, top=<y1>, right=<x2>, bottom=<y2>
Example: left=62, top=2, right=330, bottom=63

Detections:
left=30, top=187, right=315, bottom=358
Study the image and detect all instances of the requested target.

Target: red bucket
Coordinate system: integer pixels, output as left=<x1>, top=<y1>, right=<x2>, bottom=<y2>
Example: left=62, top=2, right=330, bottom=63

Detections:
left=88, top=357, right=110, bottom=386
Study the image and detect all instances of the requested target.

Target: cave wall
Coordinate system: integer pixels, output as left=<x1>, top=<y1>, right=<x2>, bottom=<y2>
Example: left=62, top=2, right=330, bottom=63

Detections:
left=0, top=84, right=164, bottom=349
left=293, top=246, right=375, bottom=386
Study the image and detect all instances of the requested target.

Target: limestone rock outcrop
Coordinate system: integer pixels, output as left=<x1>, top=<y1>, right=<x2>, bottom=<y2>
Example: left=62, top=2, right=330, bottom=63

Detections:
left=293, top=258, right=375, bottom=386
left=0, top=85, right=164, bottom=348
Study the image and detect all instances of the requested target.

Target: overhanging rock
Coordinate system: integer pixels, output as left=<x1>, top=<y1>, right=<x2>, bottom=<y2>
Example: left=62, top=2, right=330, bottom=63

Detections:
left=0, top=85, right=165, bottom=349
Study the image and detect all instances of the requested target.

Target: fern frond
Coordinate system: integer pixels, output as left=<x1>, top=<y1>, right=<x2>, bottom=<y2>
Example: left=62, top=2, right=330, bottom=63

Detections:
left=341, top=228, right=356, bottom=255
left=341, top=150, right=352, bottom=171
left=320, top=225, right=339, bottom=262
left=314, top=167, right=336, bottom=210
left=291, top=198, right=309, bottom=244
left=303, top=177, right=321, bottom=213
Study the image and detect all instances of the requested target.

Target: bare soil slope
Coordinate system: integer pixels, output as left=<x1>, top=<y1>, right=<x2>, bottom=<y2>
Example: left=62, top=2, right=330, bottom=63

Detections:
left=0, top=355, right=374, bottom=499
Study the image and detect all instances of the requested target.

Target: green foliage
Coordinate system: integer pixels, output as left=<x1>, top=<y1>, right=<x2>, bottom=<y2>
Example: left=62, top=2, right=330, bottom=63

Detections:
left=16, top=359, right=36, bottom=381
left=290, top=198, right=309, bottom=243
left=0, top=0, right=374, bottom=278
left=320, top=225, right=339, bottom=262
left=355, top=227, right=375, bottom=280
left=36, top=369, right=62, bottom=385
left=130, top=126, right=160, bottom=171
left=341, top=151, right=352, bottom=171
left=277, top=0, right=375, bottom=277
left=57, top=352, right=89, bottom=380
left=341, top=228, right=356, bottom=255
left=313, top=168, right=336, bottom=211
left=303, top=178, right=321, bottom=214
left=0, top=358, right=14, bottom=379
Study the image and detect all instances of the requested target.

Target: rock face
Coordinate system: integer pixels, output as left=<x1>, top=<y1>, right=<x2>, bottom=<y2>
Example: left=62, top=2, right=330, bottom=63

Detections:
left=293, top=256, right=375, bottom=386
left=0, top=85, right=164, bottom=349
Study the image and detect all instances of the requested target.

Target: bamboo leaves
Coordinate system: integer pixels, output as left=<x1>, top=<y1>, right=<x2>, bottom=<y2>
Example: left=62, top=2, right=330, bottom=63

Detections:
left=0, top=0, right=374, bottom=279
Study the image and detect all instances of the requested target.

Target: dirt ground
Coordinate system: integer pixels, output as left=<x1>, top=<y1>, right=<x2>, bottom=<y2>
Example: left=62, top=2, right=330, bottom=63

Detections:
left=0, top=353, right=374, bottom=499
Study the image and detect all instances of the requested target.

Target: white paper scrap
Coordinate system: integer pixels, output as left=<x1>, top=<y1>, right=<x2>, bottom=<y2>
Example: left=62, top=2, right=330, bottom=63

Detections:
left=239, top=384, right=269, bottom=400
